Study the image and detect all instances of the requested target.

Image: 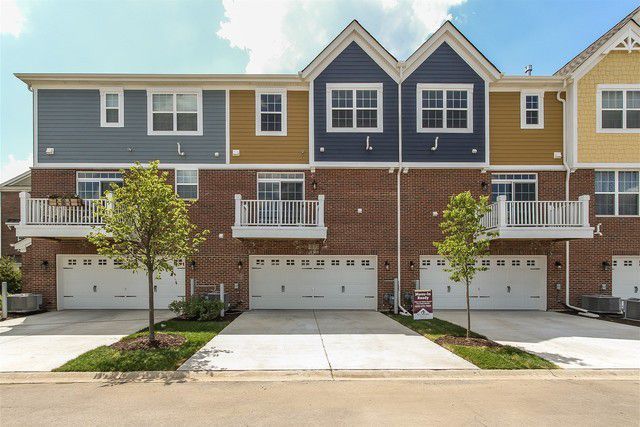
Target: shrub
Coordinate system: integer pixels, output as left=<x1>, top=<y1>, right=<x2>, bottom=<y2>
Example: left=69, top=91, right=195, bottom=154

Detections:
left=169, top=296, right=224, bottom=321
left=0, top=257, right=21, bottom=294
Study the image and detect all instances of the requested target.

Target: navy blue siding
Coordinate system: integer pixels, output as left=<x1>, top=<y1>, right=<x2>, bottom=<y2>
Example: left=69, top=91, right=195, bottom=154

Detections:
left=38, top=89, right=226, bottom=164
left=314, top=42, right=398, bottom=162
left=402, top=42, right=485, bottom=163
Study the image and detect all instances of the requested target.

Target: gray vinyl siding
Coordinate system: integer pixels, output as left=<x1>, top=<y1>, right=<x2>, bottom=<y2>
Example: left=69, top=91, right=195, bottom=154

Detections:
left=37, top=89, right=226, bottom=164
left=402, top=42, right=486, bottom=163
left=313, top=41, right=399, bottom=162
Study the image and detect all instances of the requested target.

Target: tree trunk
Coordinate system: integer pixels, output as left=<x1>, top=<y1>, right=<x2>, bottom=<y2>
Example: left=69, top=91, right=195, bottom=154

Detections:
left=465, top=278, right=471, bottom=339
left=148, top=269, right=155, bottom=343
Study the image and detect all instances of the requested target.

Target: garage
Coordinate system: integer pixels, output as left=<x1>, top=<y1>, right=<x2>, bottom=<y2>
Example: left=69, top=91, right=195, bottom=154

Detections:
left=419, top=256, right=547, bottom=310
left=612, top=256, right=640, bottom=300
left=57, top=255, right=185, bottom=309
left=249, top=255, right=377, bottom=309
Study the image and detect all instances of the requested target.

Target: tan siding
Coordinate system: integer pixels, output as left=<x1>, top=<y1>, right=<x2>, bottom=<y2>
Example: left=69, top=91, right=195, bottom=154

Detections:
left=230, top=90, right=309, bottom=164
left=490, top=92, right=563, bottom=165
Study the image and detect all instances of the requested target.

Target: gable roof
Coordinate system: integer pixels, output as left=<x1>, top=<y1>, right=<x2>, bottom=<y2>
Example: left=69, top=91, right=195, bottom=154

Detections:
left=555, top=7, right=640, bottom=76
left=0, top=170, right=31, bottom=192
left=300, top=20, right=400, bottom=82
left=402, top=21, right=502, bottom=82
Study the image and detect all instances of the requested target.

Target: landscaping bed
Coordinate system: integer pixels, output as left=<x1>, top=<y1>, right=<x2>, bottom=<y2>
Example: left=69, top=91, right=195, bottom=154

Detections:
left=388, top=314, right=558, bottom=370
left=55, top=319, right=230, bottom=372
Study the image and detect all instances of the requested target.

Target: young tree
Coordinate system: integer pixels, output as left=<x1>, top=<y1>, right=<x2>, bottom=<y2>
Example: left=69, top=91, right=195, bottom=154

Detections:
left=88, top=161, right=209, bottom=343
left=433, top=191, right=495, bottom=338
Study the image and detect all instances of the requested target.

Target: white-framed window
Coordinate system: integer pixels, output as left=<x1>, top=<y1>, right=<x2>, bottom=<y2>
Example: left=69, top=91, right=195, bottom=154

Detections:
left=256, top=172, right=304, bottom=201
left=100, top=88, right=124, bottom=127
left=597, top=85, right=640, bottom=133
left=147, top=89, right=203, bottom=136
left=491, top=173, right=538, bottom=202
left=175, top=169, right=198, bottom=200
left=255, top=89, right=287, bottom=136
left=595, top=170, right=639, bottom=216
left=76, top=172, right=123, bottom=199
left=326, top=83, right=383, bottom=133
left=416, top=83, right=473, bottom=133
left=520, top=91, right=544, bottom=129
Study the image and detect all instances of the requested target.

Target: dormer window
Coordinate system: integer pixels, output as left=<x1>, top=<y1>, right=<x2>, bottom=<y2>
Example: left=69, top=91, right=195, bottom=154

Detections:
left=416, top=84, right=473, bottom=133
left=326, top=83, right=383, bottom=133
left=520, top=91, right=544, bottom=129
left=100, top=88, right=124, bottom=127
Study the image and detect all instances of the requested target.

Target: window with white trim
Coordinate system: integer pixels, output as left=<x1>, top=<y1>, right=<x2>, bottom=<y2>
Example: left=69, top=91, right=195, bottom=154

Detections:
left=595, top=171, right=639, bottom=216
left=491, top=174, right=537, bottom=202
left=76, top=172, right=123, bottom=199
left=256, top=172, right=304, bottom=201
left=147, top=90, right=203, bottom=135
left=175, top=170, right=198, bottom=199
left=326, top=83, right=383, bottom=132
left=597, top=85, right=640, bottom=132
left=100, top=88, right=124, bottom=127
left=255, top=89, right=287, bottom=136
left=417, top=83, right=473, bottom=133
left=520, top=91, right=544, bottom=129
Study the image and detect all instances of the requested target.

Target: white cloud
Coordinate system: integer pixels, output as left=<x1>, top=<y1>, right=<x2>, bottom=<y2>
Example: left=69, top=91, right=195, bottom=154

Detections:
left=217, top=0, right=465, bottom=73
left=0, top=0, right=26, bottom=38
left=1, top=153, right=32, bottom=182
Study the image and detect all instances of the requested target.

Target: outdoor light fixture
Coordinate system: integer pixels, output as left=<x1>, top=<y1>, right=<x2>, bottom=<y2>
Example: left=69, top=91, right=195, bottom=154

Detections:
left=41, top=260, right=49, bottom=268
left=602, top=261, right=611, bottom=271
left=409, top=261, right=415, bottom=270
left=481, top=181, right=488, bottom=191
left=554, top=260, right=562, bottom=270
left=312, top=180, right=318, bottom=190
left=384, top=261, right=390, bottom=270
left=237, top=260, right=243, bottom=270
left=190, top=260, right=196, bottom=270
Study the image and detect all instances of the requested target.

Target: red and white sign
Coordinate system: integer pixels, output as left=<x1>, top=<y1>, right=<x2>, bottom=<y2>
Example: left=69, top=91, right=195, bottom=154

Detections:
left=413, top=289, right=433, bottom=320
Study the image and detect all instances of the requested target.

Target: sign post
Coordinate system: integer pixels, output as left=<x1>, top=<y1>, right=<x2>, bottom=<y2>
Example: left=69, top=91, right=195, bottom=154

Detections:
left=413, top=289, right=433, bottom=320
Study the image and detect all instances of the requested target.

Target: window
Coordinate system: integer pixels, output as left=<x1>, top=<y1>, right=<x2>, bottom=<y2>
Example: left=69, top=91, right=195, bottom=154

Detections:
left=257, top=172, right=304, bottom=201
left=147, top=89, right=202, bottom=135
left=76, top=172, right=123, bottom=200
left=595, top=171, right=639, bottom=216
left=326, top=83, right=383, bottom=132
left=255, top=89, right=287, bottom=136
left=100, top=88, right=124, bottom=127
left=491, top=174, right=537, bottom=202
left=597, top=85, right=640, bottom=132
left=416, top=84, right=473, bottom=133
left=520, top=91, right=544, bottom=129
left=175, top=170, right=198, bottom=199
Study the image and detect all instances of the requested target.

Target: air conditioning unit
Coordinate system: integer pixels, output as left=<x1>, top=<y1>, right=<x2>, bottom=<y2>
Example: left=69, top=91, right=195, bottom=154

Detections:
left=581, top=294, right=621, bottom=314
left=624, top=298, right=640, bottom=321
left=7, top=293, right=42, bottom=313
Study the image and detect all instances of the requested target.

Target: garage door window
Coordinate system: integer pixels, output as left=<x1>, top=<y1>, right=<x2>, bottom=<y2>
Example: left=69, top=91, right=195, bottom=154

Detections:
left=77, top=172, right=123, bottom=200
left=491, top=174, right=537, bottom=202
left=595, top=171, right=639, bottom=216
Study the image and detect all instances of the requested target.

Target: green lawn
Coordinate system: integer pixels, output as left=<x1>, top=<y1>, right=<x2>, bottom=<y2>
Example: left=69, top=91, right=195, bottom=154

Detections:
left=55, top=319, right=229, bottom=372
left=388, top=314, right=557, bottom=370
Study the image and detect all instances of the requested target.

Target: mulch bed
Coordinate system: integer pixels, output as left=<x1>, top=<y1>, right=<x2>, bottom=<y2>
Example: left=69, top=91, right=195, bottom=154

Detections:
left=111, top=333, right=186, bottom=351
left=435, top=335, right=500, bottom=347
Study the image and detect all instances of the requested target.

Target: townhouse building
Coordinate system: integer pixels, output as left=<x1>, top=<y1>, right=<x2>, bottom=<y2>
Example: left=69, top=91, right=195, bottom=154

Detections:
left=10, top=9, right=639, bottom=312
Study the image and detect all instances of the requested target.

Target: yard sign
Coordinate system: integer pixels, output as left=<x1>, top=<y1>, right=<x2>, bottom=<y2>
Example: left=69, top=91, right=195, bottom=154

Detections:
left=413, top=289, right=433, bottom=320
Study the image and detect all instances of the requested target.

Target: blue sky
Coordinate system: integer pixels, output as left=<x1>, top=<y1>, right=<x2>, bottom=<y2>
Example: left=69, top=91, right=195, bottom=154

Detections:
left=1, top=0, right=638, bottom=180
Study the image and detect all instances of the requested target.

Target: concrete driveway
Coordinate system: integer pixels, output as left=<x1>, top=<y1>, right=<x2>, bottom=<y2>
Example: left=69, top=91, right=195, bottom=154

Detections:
left=437, top=310, right=640, bottom=369
left=0, top=310, right=174, bottom=372
left=179, top=310, right=476, bottom=371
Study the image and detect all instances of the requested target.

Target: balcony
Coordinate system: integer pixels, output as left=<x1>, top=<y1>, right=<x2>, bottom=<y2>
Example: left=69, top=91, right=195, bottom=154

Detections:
left=14, top=192, right=107, bottom=238
left=231, top=194, right=327, bottom=239
left=481, top=195, right=594, bottom=240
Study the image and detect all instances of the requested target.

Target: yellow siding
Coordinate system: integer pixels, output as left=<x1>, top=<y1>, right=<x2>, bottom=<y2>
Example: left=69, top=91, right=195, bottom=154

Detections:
left=577, top=51, right=640, bottom=163
left=489, top=92, right=564, bottom=165
left=230, top=90, right=309, bottom=164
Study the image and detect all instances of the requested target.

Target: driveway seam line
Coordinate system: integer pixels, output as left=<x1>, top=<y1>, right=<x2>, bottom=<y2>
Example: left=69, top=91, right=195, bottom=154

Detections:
left=312, top=310, right=334, bottom=379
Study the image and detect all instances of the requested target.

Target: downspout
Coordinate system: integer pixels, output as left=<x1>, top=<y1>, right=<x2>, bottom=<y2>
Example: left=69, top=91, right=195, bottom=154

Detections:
left=396, top=62, right=410, bottom=316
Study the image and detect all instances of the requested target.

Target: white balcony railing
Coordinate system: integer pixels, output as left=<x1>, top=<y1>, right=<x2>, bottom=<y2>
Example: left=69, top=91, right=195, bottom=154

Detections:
left=232, top=194, right=327, bottom=239
left=481, top=195, right=593, bottom=239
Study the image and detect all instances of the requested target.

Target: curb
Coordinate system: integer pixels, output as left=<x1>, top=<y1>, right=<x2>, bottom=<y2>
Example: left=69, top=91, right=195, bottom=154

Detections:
left=0, top=369, right=638, bottom=384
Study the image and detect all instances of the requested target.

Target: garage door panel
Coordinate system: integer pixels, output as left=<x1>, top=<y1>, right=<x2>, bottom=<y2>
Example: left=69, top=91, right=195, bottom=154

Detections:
left=613, top=256, right=640, bottom=300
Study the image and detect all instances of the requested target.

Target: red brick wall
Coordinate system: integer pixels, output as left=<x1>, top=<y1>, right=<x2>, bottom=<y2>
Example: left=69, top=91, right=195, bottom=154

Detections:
left=1, top=191, right=21, bottom=260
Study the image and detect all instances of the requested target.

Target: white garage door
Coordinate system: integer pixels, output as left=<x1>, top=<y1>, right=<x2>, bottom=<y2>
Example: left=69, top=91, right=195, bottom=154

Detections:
left=613, top=256, right=640, bottom=300
left=249, top=255, right=377, bottom=309
left=419, top=256, right=547, bottom=310
left=58, top=255, right=185, bottom=309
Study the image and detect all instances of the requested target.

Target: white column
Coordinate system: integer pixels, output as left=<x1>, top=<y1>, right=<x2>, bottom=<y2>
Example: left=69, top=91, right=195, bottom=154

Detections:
left=578, top=195, right=590, bottom=227
left=234, top=194, right=242, bottom=226
left=497, top=195, right=507, bottom=228
left=317, top=195, right=325, bottom=227
left=19, top=192, right=29, bottom=225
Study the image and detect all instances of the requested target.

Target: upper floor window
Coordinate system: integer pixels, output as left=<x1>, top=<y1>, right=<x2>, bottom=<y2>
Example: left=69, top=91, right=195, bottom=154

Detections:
left=175, top=169, right=198, bottom=200
left=147, top=89, right=203, bottom=136
left=595, top=171, right=639, bottom=216
left=597, top=85, right=640, bottom=133
left=491, top=174, right=537, bottom=202
left=416, top=83, right=473, bottom=133
left=257, top=172, right=304, bottom=201
left=100, top=88, right=124, bottom=127
left=520, top=91, right=544, bottom=129
left=255, top=89, right=287, bottom=136
left=76, top=172, right=123, bottom=200
left=326, top=83, right=383, bottom=133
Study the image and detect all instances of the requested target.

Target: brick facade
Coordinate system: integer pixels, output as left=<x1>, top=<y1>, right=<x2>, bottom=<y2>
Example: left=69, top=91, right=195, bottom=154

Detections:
left=1, top=191, right=21, bottom=261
